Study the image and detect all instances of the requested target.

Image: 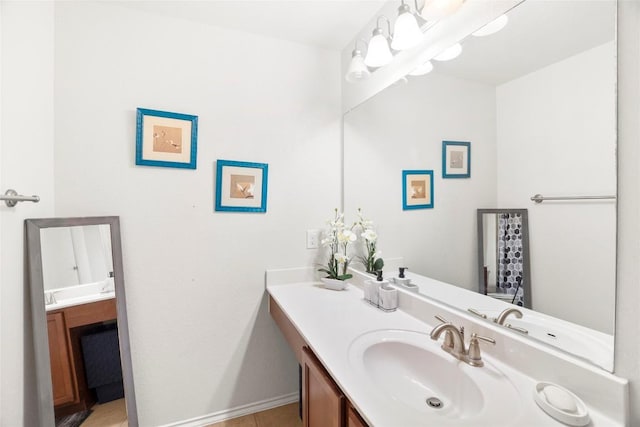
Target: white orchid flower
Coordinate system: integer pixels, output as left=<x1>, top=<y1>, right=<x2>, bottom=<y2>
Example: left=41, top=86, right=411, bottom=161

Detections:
left=338, top=229, right=357, bottom=244
left=334, top=253, right=348, bottom=264
left=361, top=229, right=378, bottom=242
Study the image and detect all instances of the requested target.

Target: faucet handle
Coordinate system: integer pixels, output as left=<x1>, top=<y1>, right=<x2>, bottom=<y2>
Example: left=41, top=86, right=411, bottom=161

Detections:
left=467, top=308, right=487, bottom=319
left=505, top=323, right=529, bottom=335
left=434, top=315, right=448, bottom=324
left=467, top=333, right=496, bottom=367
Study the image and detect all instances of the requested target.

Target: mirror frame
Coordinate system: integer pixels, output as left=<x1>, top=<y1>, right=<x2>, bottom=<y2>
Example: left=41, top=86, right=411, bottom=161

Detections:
left=26, top=216, right=138, bottom=427
left=476, top=208, right=531, bottom=308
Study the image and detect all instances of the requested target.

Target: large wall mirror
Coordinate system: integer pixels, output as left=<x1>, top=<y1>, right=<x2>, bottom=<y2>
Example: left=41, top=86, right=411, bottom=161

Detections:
left=344, top=0, right=616, bottom=371
left=26, top=216, right=138, bottom=426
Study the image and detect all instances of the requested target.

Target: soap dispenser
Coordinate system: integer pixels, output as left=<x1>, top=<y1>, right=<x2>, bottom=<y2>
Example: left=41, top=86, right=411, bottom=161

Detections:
left=378, top=270, right=399, bottom=312
left=364, top=270, right=386, bottom=307
left=394, top=267, right=419, bottom=293
left=363, top=272, right=378, bottom=307
left=396, top=267, right=411, bottom=285
left=376, top=270, right=388, bottom=287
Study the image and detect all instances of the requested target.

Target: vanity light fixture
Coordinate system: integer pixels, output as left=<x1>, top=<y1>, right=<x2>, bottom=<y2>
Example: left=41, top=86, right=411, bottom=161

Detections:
left=472, top=14, right=509, bottom=37
left=345, top=39, right=371, bottom=83
left=433, top=42, right=462, bottom=61
left=421, top=0, right=465, bottom=20
left=408, top=60, right=434, bottom=76
left=391, top=0, right=424, bottom=51
left=364, top=16, right=394, bottom=68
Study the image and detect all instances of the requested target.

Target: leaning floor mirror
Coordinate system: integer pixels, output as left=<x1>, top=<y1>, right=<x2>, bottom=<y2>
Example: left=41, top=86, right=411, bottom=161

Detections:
left=477, top=209, right=531, bottom=309
left=26, top=216, right=138, bottom=427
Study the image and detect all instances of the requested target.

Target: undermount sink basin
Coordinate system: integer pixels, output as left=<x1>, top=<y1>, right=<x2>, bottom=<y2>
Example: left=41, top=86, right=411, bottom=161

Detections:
left=348, top=329, right=523, bottom=426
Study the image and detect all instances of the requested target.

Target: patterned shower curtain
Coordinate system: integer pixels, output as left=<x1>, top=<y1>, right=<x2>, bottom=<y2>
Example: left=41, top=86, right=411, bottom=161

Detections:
left=497, top=213, right=524, bottom=306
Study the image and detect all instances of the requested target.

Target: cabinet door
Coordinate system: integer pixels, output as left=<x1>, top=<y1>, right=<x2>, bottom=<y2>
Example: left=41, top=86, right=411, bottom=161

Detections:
left=347, top=404, right=368, bottom=427
left=47, top=312, right=76, bottom=406
left=302, top=347, right=345, bottom=427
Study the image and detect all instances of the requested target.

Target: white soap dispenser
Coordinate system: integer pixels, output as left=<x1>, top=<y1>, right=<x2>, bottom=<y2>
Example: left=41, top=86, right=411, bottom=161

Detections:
left=394, top=267, right=419, bottom=292
left=378, top=270, right=399, bottom=312
left=364, top=270, right=386, bottom=307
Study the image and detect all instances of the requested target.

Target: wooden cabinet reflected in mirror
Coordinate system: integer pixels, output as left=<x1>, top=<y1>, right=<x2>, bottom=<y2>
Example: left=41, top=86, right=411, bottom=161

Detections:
left=26, top=216, right=137, bottom=427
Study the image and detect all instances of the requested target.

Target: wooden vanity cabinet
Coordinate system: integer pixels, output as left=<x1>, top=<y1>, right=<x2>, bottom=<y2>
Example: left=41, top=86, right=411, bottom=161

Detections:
left=46, top=298, right=117, bottom=416
left=47, top=312, right=76, bottom=406
left=269, top=296, right=369, bottom=427
left=347, top=404, right=368, bottom=427
left=302, top=346, right=345, bottom=427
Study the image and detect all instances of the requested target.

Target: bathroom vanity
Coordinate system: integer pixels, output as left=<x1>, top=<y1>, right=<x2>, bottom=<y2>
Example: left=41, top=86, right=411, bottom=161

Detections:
left=47, top=297, right=117, bottom=415
left=267, top=267, right=628, bottom=426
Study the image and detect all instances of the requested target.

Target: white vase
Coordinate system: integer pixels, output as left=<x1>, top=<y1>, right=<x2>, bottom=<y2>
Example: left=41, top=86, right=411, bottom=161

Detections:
left=320, top=278, right=348, bottom=291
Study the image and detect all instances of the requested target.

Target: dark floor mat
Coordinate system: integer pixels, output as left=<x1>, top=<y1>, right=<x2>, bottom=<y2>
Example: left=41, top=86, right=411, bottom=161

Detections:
left=55, top=410, right=92, bottom=427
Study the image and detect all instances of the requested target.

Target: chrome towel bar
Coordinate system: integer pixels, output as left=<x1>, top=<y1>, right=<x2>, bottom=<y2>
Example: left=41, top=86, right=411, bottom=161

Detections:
left=1, top=189, right=40, bottom=207
left=530, top=193, right=616, bottom=204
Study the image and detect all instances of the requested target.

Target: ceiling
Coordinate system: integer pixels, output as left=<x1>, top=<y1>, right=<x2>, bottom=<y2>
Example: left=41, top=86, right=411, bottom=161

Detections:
left=431, top=0, right=616, bottom=86
left=114, top=0, right=389, bottom=51
left=112, top=0, right=615, bottom=83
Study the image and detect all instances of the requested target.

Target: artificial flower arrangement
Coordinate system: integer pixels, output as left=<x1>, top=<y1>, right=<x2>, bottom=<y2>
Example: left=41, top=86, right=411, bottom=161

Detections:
left=318, top=208, right=384, bottom=283
left=354, top=208, right=384, bottom=275
left=318, top=209, right=356, bottom=281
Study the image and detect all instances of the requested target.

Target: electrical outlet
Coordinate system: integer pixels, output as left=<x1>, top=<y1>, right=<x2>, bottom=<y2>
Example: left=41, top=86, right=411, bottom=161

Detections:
left=306, top=229, right=320, bottom=249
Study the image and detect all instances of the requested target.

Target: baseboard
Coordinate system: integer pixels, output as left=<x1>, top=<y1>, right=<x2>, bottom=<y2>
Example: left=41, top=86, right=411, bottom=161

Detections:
left=159, top=392, right=299, bottom=427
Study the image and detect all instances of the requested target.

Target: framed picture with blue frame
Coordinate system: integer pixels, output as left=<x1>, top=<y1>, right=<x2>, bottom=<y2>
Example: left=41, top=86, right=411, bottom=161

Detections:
left=402, top=170, right=434, bottom=210
left=442, top=140, right=471, bottom=178
left=215, top=159, right=268, bottom=213
left=136, top=108, right=198, bottom=169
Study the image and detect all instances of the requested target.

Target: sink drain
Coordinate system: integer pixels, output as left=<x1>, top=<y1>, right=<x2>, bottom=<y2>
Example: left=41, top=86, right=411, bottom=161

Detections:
left=426, top=397, right=443, bottom=409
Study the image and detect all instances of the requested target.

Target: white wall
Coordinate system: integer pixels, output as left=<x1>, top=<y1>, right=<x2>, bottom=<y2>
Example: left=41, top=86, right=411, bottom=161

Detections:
left=52, top=2, right=341, bottom=425
left=496, top=42, right=616, bottom=334
left=344, top=72, right=497, bottom=289
left=0, top=1, right=56, bottom=426
left=615, top=0, right=640, bottom=424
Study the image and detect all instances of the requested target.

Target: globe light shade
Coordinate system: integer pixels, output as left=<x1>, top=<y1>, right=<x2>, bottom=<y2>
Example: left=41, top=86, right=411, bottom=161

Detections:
left=345, top=51, right=371, bottom=83
left=472, top=14, right=508, bottom=37
left=391, top=6, right=423, bottom=51
left=433, top=43, right=462, bottom=61
left=364, top=31, right=393, bottom=68
left=408, top=60, right=434, bottom=76
left=421, top=0, right=464, bottom=20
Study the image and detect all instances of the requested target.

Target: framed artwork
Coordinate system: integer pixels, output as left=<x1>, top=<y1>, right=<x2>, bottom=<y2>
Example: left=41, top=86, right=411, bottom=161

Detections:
left=442, top=140, right=471, bottom=178
left=215, top=160, right=268, bottom=213
left=136, top=108, right=198, bottom=169
left=402, top=170, right=434, bottom=210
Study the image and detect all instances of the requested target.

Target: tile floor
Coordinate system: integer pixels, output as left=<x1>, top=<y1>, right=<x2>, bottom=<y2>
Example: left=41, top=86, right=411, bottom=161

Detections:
left=81, top=398, right=128, bottom=427
left=76, top=399, right=299, bottom=427
left=208, top=403, right=302, bottom=427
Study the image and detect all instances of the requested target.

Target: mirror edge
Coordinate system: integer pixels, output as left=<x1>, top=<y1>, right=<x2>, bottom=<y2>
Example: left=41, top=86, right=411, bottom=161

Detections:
left=476, top=208, right=532, bottom=309
left=25, top=216, right=138, bottom=427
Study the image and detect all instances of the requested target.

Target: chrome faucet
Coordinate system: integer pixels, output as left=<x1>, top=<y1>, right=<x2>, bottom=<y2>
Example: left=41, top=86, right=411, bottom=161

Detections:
left=430, top=318, right=466, bottom=361
left=44, top=291, right=57, bottom=305
left=430, top=316, right=496, bottom=367
left=494, top=307, right=523, bottom=325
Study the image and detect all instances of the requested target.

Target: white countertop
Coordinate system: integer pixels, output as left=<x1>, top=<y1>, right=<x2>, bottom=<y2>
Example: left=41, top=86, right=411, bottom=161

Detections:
left=45, top=291, right=115, bottom=312
left=266, top=269, right=624, bottom=427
